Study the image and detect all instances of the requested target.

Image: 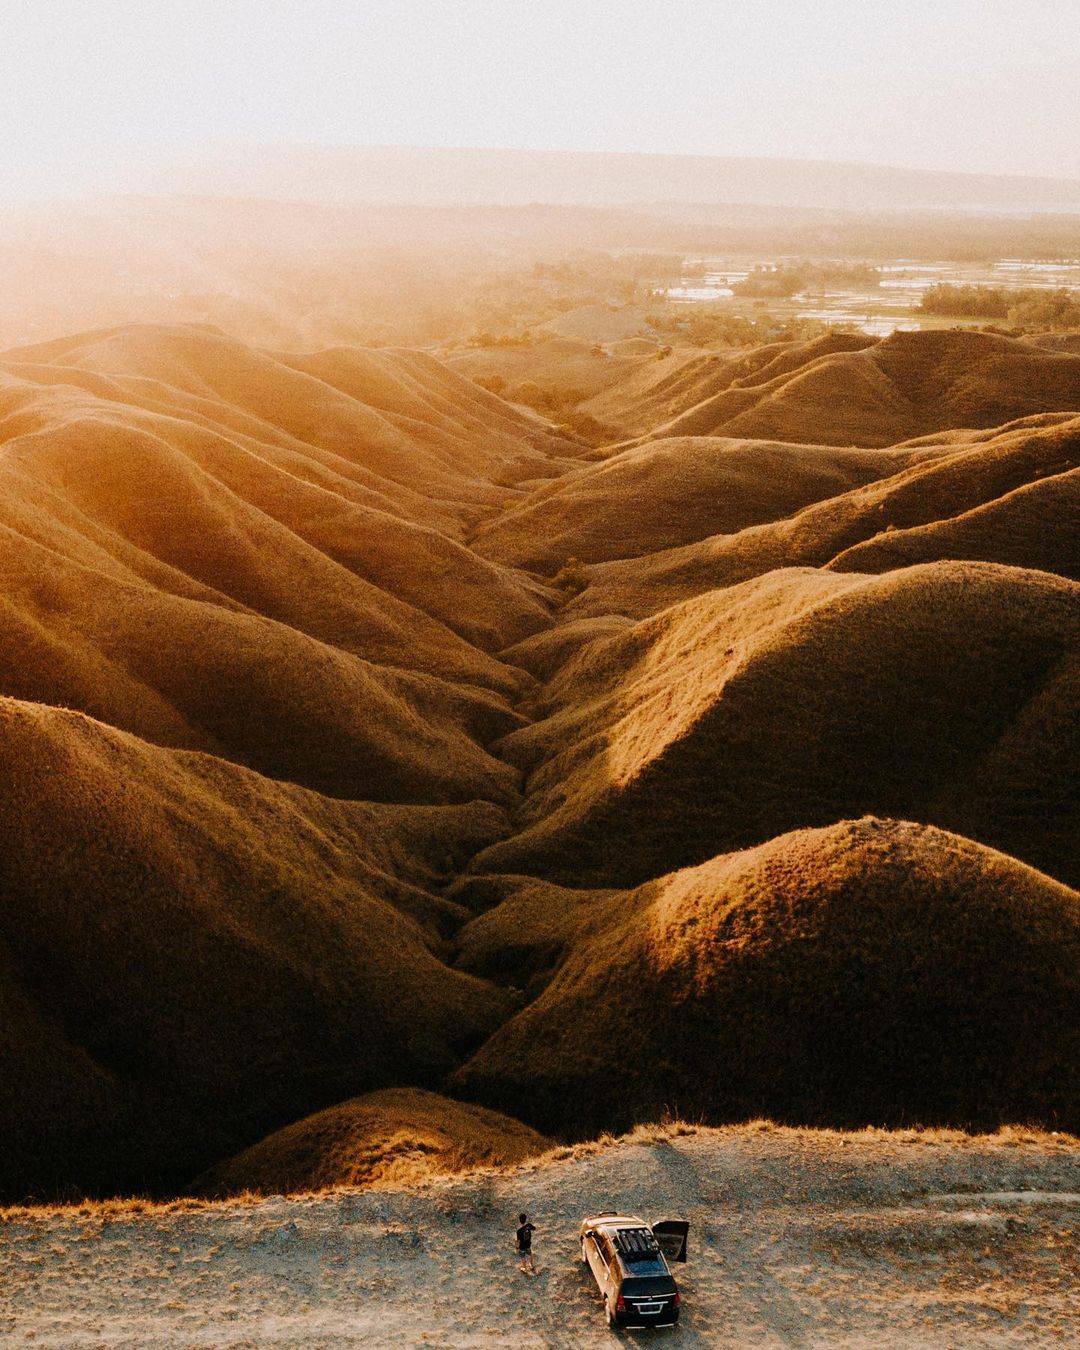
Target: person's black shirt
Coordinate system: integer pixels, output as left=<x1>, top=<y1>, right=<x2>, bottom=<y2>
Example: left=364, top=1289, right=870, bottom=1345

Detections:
left=516, top=1221, right=535, bottom=1252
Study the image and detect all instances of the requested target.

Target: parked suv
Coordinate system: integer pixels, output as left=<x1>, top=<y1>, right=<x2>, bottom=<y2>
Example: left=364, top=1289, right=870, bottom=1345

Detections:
left=580, top=1213, right=689, bottom=1330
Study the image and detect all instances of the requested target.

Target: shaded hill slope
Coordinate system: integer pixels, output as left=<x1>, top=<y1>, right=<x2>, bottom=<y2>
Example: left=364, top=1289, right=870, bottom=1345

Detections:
left=830, top=467, right=1080, bottom=578
left=0, top=697, right=512, bottom=1200
left=475, top=562, right=1079, bottom=887
left=455, top=819, right=1080, bottom=1138
left=192, top=1088, right=551, bottom=1197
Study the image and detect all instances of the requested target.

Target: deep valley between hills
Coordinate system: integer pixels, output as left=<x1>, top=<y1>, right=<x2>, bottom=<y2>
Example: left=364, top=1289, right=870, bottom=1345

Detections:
left=0, top=319, right=1078, bottom=1228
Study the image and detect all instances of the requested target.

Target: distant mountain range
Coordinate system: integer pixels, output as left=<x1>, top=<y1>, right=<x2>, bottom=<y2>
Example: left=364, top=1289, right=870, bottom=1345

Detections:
left=163, top=144, right=1080, bottom=212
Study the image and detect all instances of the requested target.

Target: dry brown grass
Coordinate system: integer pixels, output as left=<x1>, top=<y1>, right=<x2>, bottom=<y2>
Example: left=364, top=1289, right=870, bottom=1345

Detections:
left=0, top=328, right=563, bottom=659
left=5, top=1119, right=1080, bottom=1347
left=8, top=1116, right=1075, bottom=1224
left=832, top=466, right=1080, bottom=579
left=0, top=332, right=619, bottom=837
left=0, top=508, right=525, bottom=803
left=582, top=331, right=877, bottom=438
left=3, top=325, right=573, bottom=506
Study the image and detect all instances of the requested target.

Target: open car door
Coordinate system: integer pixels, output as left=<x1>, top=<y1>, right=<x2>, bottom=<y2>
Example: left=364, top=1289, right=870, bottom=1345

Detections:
left=651, top=1219, right=689, bottom=1263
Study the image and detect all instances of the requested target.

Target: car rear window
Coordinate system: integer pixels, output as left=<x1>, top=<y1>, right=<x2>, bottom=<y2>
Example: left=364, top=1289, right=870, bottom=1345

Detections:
left=617, top=1253, right=669, bottom=1279
left=621, top=1275, right=677, bottom=1297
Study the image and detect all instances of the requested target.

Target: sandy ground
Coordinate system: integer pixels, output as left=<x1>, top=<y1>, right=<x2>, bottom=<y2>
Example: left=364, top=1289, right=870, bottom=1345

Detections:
left=2, top=1125, right=1079, bottom=1349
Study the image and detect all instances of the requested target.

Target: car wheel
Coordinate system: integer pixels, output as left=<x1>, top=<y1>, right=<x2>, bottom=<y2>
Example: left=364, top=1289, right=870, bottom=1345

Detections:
left=605, top=1299, right=616, bottom=1328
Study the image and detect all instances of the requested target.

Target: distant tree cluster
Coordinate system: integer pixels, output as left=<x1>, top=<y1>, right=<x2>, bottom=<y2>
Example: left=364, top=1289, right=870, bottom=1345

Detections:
left=471, top=373, right=506, bottom=394
left=804, top=261, right=883, bottom=290
left=919, top=283, right=1080, bottom=329
left=731, top=261, right=881, bottom=299
left=509, top=380, right=588, bottom=412
left=1007, top=289, right=1080, bottom=330
left=466, top=330, right=534, bottom=348
left=644, top=307, right=849, bottom=347
left=732, top=266, right=806, bottom=298
left=500, top=380, right=615, bottom=446
left=918, top=284, right=1012, bottom=317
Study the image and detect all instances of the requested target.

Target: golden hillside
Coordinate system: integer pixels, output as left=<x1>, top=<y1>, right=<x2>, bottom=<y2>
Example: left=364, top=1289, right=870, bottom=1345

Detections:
left=475, top=562, right=1079, bottom=887
left=569, top=411, right=1079, bottom=617
left=585, top=329, right=1080, bottom=446
left=471, top=436, right=921, bottom=569
left=453, top=819, right=1080, bottom=1137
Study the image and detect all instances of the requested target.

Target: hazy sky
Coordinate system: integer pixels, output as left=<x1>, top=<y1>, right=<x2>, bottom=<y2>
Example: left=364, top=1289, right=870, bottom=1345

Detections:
left=2, top=0, right=1078, bottom=200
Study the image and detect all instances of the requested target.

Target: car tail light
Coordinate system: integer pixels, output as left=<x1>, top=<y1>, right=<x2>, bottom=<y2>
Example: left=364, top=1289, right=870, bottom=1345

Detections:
left=673, top=1292, right=680, bottom=1308
left=616, top=1294, right=626, bottom=1313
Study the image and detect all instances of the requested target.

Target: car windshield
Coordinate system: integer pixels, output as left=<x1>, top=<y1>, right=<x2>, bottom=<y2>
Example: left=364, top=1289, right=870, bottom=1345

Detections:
left=621, top=1274, right=677, bottom=1297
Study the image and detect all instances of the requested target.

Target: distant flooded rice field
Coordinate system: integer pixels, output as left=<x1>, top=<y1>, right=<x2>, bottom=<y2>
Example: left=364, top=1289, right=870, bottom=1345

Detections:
left=664, top=256, right=1080, bottom=334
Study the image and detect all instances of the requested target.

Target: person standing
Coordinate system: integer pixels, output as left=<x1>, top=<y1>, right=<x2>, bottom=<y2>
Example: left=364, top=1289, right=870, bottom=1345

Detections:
left=516, top=1212, right=536, bottom=1274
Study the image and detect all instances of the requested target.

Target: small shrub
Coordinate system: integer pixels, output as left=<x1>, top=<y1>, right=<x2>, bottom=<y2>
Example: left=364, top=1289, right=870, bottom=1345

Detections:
left=554, top=556, right=589, bottom=596
left=556, top=412, right=616, bottom=448
left=472, top=374, right=506, bottom=395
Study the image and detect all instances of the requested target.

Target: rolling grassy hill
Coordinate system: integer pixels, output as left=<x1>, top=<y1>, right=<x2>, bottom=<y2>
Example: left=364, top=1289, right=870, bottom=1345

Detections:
left=0, top=321, right=1077, bottom=1203
left=584, top=329, right=1080, bottom=446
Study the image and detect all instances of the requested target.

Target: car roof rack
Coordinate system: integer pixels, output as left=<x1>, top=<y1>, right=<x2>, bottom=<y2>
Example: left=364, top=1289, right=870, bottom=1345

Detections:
left=614, top=1227, right=662, bottom=1261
